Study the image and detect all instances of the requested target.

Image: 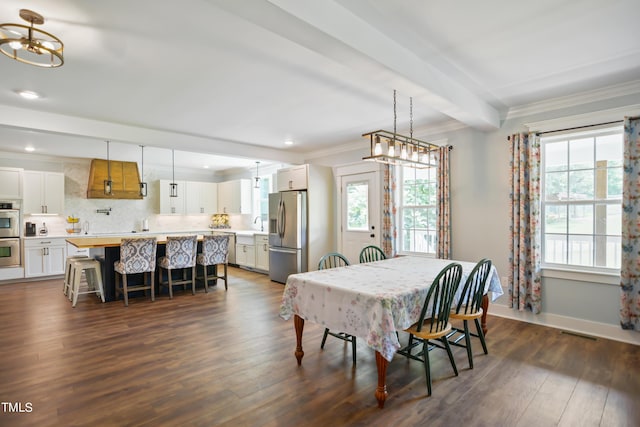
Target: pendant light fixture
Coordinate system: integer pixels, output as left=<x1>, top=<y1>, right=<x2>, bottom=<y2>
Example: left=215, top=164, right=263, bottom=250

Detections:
left=254, top=161, right=261, bottom=189
left=104, top=140, right=113, bottom=196
left=362, top=90, right=439, bottom=168
left=169, top=149, right=178, bottom=197
left=139, top=145, right=147, bottom=197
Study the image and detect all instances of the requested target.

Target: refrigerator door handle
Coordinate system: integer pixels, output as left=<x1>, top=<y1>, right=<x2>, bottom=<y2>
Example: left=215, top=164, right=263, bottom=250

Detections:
left=269, top=247, right=298, bottom=254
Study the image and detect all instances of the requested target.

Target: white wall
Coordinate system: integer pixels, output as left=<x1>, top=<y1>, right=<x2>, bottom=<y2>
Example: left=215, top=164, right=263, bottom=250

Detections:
left=310, top=91, right=640, bottom=345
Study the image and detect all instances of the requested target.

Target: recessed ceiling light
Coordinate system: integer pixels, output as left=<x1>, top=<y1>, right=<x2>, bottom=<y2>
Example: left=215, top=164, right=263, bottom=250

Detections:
left=16, top=90, right=41, bottom=100
left=25, top=146, right=35, bottom=152
left=284, top=140, right=294, bottom=146
left=203, top=165, right=209, bottom=169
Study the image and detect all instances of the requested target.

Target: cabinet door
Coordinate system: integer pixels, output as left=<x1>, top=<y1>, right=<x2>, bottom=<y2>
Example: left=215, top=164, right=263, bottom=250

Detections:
left=255, top=236, right=269, bottom=271
left=184, top=181, right=202, bottom=214
left=0, top=168, right=23, bottom=199
left=47, top=245, right=66, bottom=275
left=23, top=171, right=64, bottom=214
left=43, top=173, right=65, bottom=214
left=277, top=165, right=308, bottom=191
left=24, top=246, right=46, bottom=277
left=218, top=180, right=251, bottom=214
left=236, top=244, right=255, bottom=267
left=23, top=171, right=45, bottom=214
left=200, top=182, right=218, bottom=214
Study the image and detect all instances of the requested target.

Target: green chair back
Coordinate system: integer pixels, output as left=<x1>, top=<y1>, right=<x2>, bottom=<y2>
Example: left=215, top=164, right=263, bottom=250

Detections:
left=359, top=245, right=387, bottom=263
left=318, top=253, right=350, bottom=270
left=416, top=262, right=462, bottom=334
left=455, top=259, right=492, bottom=315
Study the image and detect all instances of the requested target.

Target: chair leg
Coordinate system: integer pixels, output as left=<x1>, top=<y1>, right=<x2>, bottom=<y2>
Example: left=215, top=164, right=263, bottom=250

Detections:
left=442, top=336, right=458, bottom=376
left=203, top=264, right=209, bottom=293
left=422, top=341, right=432, bottom=396
left=321, top=328, right=330, bottom=349
left=168, top=269, right=174, bottom=299
left=475, top=318, right=488, bottom=354
left=149, top=271, right=155, bottom=302
left=351, top=336, right=357, bottom=365
left=223, top=264, right=228, bottom=290
left=71, top=266, right=81, bottom=308
left=191, top=265, right=196, bottom=295
left=123, top=273, right=129, bottom=307
left=463, top=319, right=474, bottom=369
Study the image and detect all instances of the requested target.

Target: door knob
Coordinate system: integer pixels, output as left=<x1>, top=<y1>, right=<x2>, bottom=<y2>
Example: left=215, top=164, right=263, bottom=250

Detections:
left=370, top=234, right=375, bottom=238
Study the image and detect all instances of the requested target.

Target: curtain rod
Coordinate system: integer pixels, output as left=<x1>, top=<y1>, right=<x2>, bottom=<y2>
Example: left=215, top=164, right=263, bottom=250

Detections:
left=535, top=120, right=622, bottom=136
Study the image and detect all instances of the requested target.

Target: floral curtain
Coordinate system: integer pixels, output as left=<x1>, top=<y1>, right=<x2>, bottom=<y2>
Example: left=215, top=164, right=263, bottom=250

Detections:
left=621, top=117, right=640, bottom=331
left=508, top=133, right=542, bottom=313
left=381, top=164, right=397, bottom=257
left=437, top=146, right=451, bottom=259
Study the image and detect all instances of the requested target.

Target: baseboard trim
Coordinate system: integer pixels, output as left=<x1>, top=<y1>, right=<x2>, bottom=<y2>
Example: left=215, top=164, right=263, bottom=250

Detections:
left=489, top=304, right=640, bottom=346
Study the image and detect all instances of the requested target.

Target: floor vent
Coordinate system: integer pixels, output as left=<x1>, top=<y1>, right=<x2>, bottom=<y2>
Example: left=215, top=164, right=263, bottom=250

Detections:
left=561, top=330, right=597, bottom=341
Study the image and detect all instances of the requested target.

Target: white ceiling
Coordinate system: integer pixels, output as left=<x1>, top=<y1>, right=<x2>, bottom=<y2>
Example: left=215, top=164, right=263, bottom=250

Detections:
left=0, top=0, right=639, bottom=171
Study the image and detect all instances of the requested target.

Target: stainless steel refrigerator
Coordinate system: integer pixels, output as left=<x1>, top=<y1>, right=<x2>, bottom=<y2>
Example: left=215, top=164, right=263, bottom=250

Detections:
left=269, top=191, right=307, bottom=283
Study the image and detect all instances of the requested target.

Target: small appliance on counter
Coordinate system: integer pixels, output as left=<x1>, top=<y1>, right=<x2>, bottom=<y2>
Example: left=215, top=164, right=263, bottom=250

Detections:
left=25, top=222, right=36, bottom=236
left=39, top=222, right=48, bottom=236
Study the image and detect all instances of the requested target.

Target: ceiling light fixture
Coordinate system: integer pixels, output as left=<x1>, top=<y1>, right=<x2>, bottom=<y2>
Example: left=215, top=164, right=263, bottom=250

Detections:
left=284, top=140, right=293, bottom=146
left=104, top=140, right=113, bottom=196
left=0, top=9, right=64, bottom=68
left=139, top=145, right=147, bottom=197
left=254, top=161, right=261, bottom=189
left=170, top=149, right=178, bottom=197
left=25, top=146, right=35, bottom=152
left=17, top=90, right=40, bottom=100
left=362, top=90, right=438, bottom=169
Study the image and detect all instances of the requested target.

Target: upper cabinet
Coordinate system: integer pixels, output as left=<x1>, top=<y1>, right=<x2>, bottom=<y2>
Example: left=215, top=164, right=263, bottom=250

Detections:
left=0, top=167, right=23, bottom=199
left=23, top=171, right=65, bottom=215
left=185, top=181, right=217, bottom=214
left=277, top=165, right=308, bottom=191
left=159, top=180, right=218, bottom=215
left=218, top=179, right=251, bottom=214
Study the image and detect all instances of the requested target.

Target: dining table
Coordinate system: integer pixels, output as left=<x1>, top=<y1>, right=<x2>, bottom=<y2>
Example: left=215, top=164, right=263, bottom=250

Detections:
left=279, top=256, right=503, bottom=408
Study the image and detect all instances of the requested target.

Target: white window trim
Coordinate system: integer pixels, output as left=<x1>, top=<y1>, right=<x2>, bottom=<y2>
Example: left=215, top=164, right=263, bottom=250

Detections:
left=541, top=267, right=620, bottom=285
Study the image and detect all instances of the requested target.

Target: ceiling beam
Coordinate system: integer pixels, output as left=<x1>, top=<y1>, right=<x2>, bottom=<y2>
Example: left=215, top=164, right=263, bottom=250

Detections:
left=0, top=104, right=303, bottom=164
left=259, top=0, right=500, bottom=130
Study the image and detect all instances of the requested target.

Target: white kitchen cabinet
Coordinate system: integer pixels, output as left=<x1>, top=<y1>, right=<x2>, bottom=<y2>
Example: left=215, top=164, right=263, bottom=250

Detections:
left=24, top=238, right=66, bottom=278
left=254, top=234, right=269, bottom=272
left=217, top=179, right=252, bottom=214
left=235, top=233, right=255, bottom=268
left=277, top=165, right=308, bottom=191
left=185, top=181, right=217, bottom=214
left=23, top=171, right=65, bottom=215
left=159, top=179, right=186, bottom=214
left=0, top=167, right=23, bottom=199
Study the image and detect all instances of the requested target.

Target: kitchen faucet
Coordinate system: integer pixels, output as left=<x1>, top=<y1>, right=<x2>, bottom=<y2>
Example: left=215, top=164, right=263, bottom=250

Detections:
left=253, top=216, right=264, bottom=232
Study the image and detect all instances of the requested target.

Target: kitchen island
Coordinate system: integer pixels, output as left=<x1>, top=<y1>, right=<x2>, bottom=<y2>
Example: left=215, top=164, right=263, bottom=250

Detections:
left=67, top=234, right=210, bottom=302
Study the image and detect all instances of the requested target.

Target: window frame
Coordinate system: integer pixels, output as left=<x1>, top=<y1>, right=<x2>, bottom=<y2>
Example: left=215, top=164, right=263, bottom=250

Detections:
left=540, top=125, right=623, bottom=275
left=397, top=163, right=439, bottom=257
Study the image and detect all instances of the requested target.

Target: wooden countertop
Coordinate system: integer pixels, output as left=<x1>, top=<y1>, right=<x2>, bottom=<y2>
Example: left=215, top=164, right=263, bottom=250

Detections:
left=66, top=234, right=207, bottom=249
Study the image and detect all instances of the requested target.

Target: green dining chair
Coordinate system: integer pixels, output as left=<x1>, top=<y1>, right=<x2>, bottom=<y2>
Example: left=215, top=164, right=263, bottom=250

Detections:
left=317, top=253, right=357, bottom=365
left=447, top=259, right=492, bottom=369
left=397, top=262, right=463, bottom=396
left=359, top=245, right=387, bottom=263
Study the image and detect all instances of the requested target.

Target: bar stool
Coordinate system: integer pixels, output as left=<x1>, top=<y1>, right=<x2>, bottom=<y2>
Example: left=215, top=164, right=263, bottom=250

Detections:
left=114, top=237, right=158, bottom=306
left=196, top=234, right=230, bottom=291
left=68, top=258, right=105, bottom=308
left=63, top=255, right=89, bottom=297
left=157, top=235, right=197, bottom=298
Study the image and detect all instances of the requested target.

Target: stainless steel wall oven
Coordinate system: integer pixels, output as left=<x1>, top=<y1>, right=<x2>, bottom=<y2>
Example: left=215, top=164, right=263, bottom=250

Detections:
left=0, top=202, right=21, bottom=267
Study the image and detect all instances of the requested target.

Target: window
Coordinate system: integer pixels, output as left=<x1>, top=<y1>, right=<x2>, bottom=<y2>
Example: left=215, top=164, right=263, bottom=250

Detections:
left=346, top=181, right=369, bottom=231
left=398, top=158, right=438, bottom=255
left=541, top=126, right=622, bottom=271
left=253, top=174, right=272, bottom=228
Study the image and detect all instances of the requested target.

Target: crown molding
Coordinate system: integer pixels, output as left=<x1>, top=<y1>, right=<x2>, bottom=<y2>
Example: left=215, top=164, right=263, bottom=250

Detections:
left=525, top=104, right=640, bottom=133
left=505, top=79, right=640, bottom=121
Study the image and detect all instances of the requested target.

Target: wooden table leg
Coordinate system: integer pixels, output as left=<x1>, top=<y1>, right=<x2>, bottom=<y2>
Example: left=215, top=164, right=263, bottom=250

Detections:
left=481, top=294, right=489, bottom=336
left=294, top=314, right=305, bottom=365
left=375, top=351, right=388, bottom=408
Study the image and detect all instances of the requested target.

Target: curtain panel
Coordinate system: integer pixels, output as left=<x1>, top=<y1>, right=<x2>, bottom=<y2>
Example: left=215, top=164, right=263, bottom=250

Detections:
left=508, top=133, right=542, bottom=313
left=621, top=117, right=640, bottom=331
left=437, top=146, right=451, bottom=259
left=381, top=164, right=397, bottom=258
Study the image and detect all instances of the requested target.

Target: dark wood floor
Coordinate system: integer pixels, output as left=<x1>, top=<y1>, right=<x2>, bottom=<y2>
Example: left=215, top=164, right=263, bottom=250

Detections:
left=0, top=267, right=638, bottom=427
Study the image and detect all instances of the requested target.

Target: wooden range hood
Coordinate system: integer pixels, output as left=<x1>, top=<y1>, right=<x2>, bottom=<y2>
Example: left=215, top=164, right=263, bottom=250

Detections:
left=87, top=159, right=143, bottom=199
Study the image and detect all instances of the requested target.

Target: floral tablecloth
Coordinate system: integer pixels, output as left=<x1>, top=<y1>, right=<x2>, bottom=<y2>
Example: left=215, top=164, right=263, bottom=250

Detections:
left=279, top=256, right=503, bottom=362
